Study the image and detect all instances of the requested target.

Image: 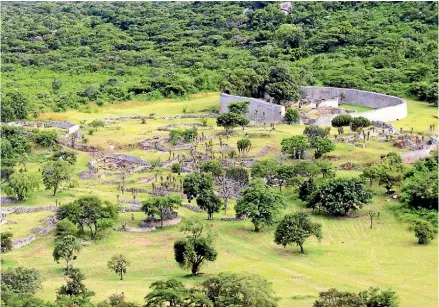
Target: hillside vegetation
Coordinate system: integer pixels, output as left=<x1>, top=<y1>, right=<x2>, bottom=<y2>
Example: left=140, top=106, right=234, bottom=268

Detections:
left=1, top=1, right=438, bottom=120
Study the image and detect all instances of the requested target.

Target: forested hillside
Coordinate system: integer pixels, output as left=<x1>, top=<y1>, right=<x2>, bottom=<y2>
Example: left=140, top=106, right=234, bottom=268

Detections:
left=1, top=1, right=437, bottom=120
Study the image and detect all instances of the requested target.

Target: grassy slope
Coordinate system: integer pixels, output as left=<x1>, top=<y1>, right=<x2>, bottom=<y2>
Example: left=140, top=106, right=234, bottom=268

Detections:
left=2, top=93, right=437, bottom=307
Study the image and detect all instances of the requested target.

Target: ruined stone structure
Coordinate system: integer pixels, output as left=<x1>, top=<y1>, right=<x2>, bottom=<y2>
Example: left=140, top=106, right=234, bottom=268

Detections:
left=298, top=86, right=408, bottom=124
left=219, top=93, right=285, bottom=123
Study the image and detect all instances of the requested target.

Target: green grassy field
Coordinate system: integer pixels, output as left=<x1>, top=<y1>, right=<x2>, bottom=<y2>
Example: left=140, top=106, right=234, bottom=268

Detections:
left=340, top=104, right=375, bottom=112
left=2, top=93, right=437, bottom=307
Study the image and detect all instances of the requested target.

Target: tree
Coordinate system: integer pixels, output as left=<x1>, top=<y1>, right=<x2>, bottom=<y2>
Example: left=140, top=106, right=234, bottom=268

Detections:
left=237, top=138, right=252, bottom=156
left=308, top=178, right=373, bottom=215
left=314, top=287, right=398, bottom=307
left=274, top=24, right=304, bottom=49
left=228, top=101, right=250, bottom=115
left=57, top=196, right=118, bottom=239
left=284, top=109, right=300, bottom=125
left=274, top=212, right=322, bottom=253
left=144, top=279, right=212, bottom=307
left=251, top=159, right=280, bottom=185
left=303, top=125, right=330, bottom=141
left=173, top=221, right=217, bottom=275
left=1, top=232, right=13, bottom=253
left=414, top=220, right=435, bottom=244
left=52, top=79, right=62, bottom=92
left=201, top=160, right=223, bottom=177
left=281, top=135, right=308, bottom=159
left=265, top=65, right=300, bottom=103
left=298, top=178, right=317, bottom=201
left=55, top=219, right=78, bottom=240
left=217, top=167, right=249, bottom=214
left=142, top=196, right=181, bottom=227
left=310, top=137, right=335, bottom=159
left=216, top=112, right=248, bottom=136
left=202, top=273, right=278, bottom=307
left=274, top=165, right=296, bottom=191
left=1, top=91, right=30, bottom=121
left=358, top=287, right=398, bottom=307
left=4, top=172, right=39, bottom=202
left=331, top=114, right=353, bottom=134
left=51, top=150, right=77, bottom=165
left=315, top=160, right=335, bottom=178
left=402, top=161, right=438, bottom=210
left=196, top=189, right=222, bottom=220
left=53, top=235, right=81, bottom=268
left=42, top=160, right=73, bottom=196
left=57, top=266, right=95, bottom=299
left=182, top=172, right=213, bottom=203
left=33, top=130, right=59, bottom=148
left=1, top=267, right=42, bottom=295
left=107, top=255, right=130, bottom=280
left=360, top=165, right=380, bottom=186
left=350, top=116, right=371, bottom=131
left=235, top=180, right=285, bottom=232
left=377, top=171, right=403, bottom=195
left=171, top=163, right=181, bottom=174
left=89, top=119, right=105, bottom=130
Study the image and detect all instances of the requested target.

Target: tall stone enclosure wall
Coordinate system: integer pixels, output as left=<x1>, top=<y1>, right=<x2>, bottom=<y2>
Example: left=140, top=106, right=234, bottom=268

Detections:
left=219, top=93, right=285, bottom=122
left=298, top=86, right=408, bottom=122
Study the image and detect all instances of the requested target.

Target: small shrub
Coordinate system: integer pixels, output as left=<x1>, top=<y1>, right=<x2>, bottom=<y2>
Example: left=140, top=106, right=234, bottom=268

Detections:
left=284, top=109, right=300, bottom=125
left=414, top=220, right=435, bottom=244
left=171, top=163, right=182, bottom=174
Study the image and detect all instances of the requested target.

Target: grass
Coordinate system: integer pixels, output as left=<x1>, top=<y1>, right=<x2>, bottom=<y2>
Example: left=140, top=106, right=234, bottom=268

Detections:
left=2, top=211, right=54, bottom=239
left=2, top=93, right=437, bottom=307
left=390, top=98, right=438, bottom=134
left=340, top=104, right=375, bottom=112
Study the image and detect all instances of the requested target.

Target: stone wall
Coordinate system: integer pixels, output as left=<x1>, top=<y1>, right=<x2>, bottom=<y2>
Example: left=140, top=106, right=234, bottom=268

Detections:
left=298, top=86, right=408, bottom=123
left=12, top=235, right=36, bottom=249
left=401, top=147, right=436, bottom=163
left=219, top=93, right=285, bottom=122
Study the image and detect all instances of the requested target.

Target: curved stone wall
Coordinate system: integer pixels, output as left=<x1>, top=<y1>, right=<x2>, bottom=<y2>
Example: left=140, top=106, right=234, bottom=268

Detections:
left=298, top=86, right=408, bottom=122
left=219, top=93, right=285, bottom=122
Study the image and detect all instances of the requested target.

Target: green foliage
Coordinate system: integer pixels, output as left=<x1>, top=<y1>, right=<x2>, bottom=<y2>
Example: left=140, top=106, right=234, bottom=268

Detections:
left=42, top=160, right=73, bottom=196
left=202, top=273, right=278, bottom=307
left=413, top=220, right=435, bottom=244
left=308, top=178, right=373, bottom=215
left=274, top=212, right=322, bottom=253
left=1, top=267, right=42, bottom=295
left=89, top=120, right=105, bottom=129
left=216, top=112, right=248, bottom=135
left=228, top=101, right=250, bottom=115
left=331, top=114, right=353, bottom=127
left=144, top=279, right=212, bottom=307
left=274, top=165, right=296, bottom=191
left=33, top=130, right=59, bottom=148
left=350, top=116, right=371, bottom=131
left=55, top=219, right=78, bottom=240
left=173, top=221, right=217, bottom=275
left=284, top=109, right=300, bottom=125
left=310, top=136, right=336, bottom=159
left=237, top=138, right=252, bottom=156
left=4, top=172, right=39, bottom=202
left=182, top=172, right=213, bottom=203
left=1, top=232, right=13, bottom=254
left=250, top=159, right=280, bottom=185
left=56, top=267, right=95, bottom=300
left=235, top=180, right=285, bottom=231
left=1, top=2, right=437, bottom=114
left=107, top=255, right=130, bottom=280
left=57, top=196, right=118, bottom=239
left=201, top=160, right=223, bottom=177
left=298, top=178, right=317, bottom=201
left=196, top=189, right=223, bottom=220
left=170, top=163, right=181, bottom=174
left=314, top=287, right=398, bottom=307
left=141, top=196, right=181, bottom=227
left=169, top=127, right=198, bottom=145
left=303, top=125, right=330, bottom=141
left=281, top=135, right=308, bottom=159
left=51, top=150, right=78, bottom=165
left=53, top=235, right=81, bottom=268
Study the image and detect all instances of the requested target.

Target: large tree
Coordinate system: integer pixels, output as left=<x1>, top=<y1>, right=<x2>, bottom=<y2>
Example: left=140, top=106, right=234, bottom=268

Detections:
left=142, top=195, right=181, bottom=227
left=235, top=180, right=285, bottom=232
left=56, top=267, right=95, bottom=299
left=4, top=172, right=39, bottom=202
left=251, top=159, right=280, bottom=185
left=308, top=178, right=373, bottom=215
left=53, top=235, right=81, bottom=268
left=228, top=101, right=250, bottom=115
left=182, top=172, right=213, bottom=203
left=310, top=136, right=336, bottom=159
left=1, top=267, right=42, bottom=295
left=202, top=273, right=278, bottom=307
left=173, top=221, right=217, bottom=276
left=216, top=112, right=248, bottom=136
left=42, top=160, right=73, bottom=196
left=196, top=189, right=223, bottom=220
left=57, top=196, right=118, bottom=239
left=274, top=212, right=322, bottom=253
left=281, top=135, right=308, bottom=159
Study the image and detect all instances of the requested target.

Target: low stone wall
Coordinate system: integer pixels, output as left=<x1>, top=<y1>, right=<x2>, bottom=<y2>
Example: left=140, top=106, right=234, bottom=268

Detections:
left=298, top=86, right=408, bottom=122
left=183, top=204, right=203, bottom=212
left=219, top=93, right=285, bottom=122
left=1, top=205, right=58, bottom=215
left=140, top=216, right=181, bottom=228
left=12, top=235, right=36, bottom=249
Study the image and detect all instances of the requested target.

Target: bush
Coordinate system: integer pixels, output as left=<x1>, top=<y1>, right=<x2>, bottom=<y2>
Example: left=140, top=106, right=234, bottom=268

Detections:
left=413, top=220, right=435, bottom=244
left=284, top=109, right=300, bottom=125
left=33, top=130, right=59, bottom=147
left=331, top=114, right=353, bottom=127
left=350, top=116, right=371, bottom=131
left=171, top=163, right=181, bottom=174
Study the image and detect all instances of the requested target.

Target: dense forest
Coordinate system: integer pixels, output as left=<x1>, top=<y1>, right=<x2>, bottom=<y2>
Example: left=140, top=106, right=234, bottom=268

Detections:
left=1, top=1, right=438, bottom=121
